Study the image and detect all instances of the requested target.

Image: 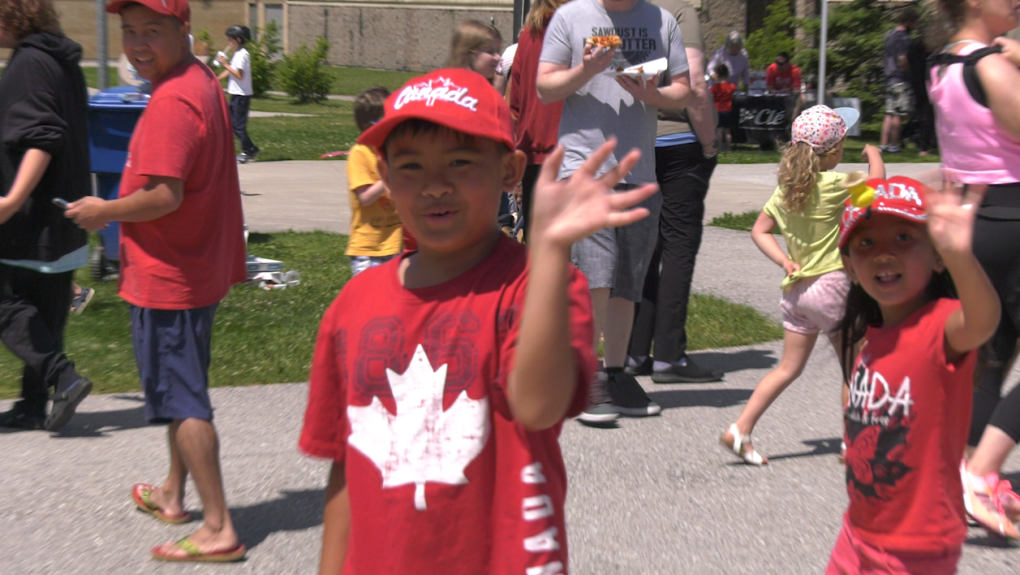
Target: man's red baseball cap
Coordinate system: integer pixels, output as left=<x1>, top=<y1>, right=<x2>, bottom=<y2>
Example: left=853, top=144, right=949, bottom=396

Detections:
left=839, top=176, right=929, bottom=249
left=358, top=68, right=514, bottom=151
left=107, top=0, right=190, bottom=24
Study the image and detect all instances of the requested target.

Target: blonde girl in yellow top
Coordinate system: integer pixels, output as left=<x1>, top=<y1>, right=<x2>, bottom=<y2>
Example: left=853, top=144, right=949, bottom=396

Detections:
left=720, top=106, right=884, bottom=465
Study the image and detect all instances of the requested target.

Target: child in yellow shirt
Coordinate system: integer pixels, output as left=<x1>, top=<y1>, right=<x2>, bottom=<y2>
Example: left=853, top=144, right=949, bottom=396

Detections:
left=347, top=87, right=402, bottom=275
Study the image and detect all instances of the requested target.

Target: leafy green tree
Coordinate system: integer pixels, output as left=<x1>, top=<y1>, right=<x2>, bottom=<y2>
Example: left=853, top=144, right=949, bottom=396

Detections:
left=745, top=0, right=800, bottom=70
left=279, top=37, right=332, bottom=103
left=798, top=0, right=923, bottom=129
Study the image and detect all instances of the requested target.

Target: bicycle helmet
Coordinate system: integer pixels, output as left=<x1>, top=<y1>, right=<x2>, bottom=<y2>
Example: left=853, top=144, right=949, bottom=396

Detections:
left=225, top=25, right=252, bottom=43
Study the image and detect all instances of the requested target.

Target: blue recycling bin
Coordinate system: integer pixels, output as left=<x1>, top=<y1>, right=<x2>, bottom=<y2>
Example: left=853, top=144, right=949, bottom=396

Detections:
left=87, top=85, right=150, bottom=274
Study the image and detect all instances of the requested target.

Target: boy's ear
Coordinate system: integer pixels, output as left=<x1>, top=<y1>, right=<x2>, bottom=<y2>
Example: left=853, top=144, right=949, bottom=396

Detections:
left=501, top=149, right=527, bottom=193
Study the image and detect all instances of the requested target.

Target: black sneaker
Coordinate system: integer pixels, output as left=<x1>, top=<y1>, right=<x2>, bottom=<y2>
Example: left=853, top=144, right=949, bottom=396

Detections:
left=624, top=355, right=653, bottom=376
left=45, top=377, right=93, bottom=431
left=577, top=371, right=620, bottom=427
left=651, top=357, right=724, bottom=384
left=249, top=148, right=261, bottom=161
left=0, top=401, right=46, bottom=430
left=608, top=371, right=661, bottom=416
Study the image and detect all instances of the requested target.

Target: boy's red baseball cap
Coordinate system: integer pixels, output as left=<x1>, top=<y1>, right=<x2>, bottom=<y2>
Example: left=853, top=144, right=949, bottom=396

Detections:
left=107, top=0, right=190, bottom=24
left=839, top=176, right=929, bottom=249
left=358, top=68, right=514, bottom=151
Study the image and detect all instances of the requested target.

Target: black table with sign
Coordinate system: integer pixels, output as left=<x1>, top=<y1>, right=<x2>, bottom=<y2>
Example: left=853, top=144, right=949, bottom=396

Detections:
left=731, top=93, right=799, bottom=149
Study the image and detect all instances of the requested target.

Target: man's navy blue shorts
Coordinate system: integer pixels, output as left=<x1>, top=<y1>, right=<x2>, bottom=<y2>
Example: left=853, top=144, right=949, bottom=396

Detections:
left=131, top=304, right=218, bottom=424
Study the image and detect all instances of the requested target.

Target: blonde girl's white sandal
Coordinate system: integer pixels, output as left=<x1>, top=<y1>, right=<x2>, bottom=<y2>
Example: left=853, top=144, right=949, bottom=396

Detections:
left=720, top=423, right=767, bottom=466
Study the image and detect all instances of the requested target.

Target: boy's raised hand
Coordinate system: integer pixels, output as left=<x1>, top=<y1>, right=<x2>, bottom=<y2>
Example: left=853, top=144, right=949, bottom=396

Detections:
left=926, top=181, right=985, bottom=262
left=531, top=138, right=658, bottom=248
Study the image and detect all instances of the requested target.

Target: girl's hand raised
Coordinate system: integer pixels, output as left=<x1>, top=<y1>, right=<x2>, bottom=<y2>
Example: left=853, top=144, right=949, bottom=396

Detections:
left=926, top=181, right=985, bottom=264
left=530, top=139, right=657, bottom=249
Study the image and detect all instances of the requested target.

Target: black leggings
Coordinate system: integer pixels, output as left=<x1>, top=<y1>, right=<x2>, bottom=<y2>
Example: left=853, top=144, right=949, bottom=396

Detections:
left=968, top=183, right=1020, bottom=446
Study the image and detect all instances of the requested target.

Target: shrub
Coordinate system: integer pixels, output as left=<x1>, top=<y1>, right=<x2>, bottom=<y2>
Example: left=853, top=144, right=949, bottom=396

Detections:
left=194, top=29, right=216, bottom=66
left=248, top=21, right=282, bottom=98
left=745, top=0, right=800, bottom=70
left=278, top=37, right=332, bottom=103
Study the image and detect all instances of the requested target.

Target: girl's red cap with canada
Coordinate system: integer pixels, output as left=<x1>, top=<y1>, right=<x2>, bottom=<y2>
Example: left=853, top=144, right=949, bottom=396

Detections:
left=839, top=176, right=929, bottom=248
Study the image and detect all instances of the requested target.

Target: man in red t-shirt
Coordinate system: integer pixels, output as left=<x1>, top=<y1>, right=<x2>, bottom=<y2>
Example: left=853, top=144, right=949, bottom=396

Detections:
left=300, top=68, right=657, bottom=574
left=766, top=51, right=801, bottom=94
left=66, top=0, right=246, bottom=563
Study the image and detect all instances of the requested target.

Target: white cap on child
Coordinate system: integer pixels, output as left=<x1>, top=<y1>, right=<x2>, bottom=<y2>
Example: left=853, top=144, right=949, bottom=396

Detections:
left=791, top=105, right=860, bottom=154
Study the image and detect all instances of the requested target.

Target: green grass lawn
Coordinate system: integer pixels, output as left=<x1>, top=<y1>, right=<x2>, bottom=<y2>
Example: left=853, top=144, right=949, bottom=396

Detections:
left=0, top=231, right=350, bottom=399
left=320, top=66, right=422, bottom=96
left=719, top=136, right=939, bottom=164
left=82, top=66, right=120, bottom=90
left=685, top=293, right=783, bottom=350
left=248, top=96, right=359, bottom=161
left=83, top=63, right=940, bottom=165
left=0, top=232, right=781, bottom=399
left=709, top=211, right=776, bottom=233
left=244, top=102, right=943, bottom=162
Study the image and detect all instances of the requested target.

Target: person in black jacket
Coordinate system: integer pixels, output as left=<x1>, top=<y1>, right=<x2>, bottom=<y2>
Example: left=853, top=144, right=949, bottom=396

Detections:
left=0, top=0, right=93, bottom=431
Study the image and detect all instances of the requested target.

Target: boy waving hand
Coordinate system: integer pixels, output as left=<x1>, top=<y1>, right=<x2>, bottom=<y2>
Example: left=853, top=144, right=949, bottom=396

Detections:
left=300, top=68, right=655, bottom=574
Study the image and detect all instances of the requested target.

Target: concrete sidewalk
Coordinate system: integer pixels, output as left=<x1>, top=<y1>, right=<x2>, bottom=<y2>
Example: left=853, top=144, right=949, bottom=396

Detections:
left=237, top=161, right=937, bottom=237
left=2, top=161, right=1017, bottom=574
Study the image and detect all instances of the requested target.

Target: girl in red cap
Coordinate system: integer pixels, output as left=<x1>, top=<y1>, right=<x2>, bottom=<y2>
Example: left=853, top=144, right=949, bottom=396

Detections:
left=826, top=178, right=1000, bottom=574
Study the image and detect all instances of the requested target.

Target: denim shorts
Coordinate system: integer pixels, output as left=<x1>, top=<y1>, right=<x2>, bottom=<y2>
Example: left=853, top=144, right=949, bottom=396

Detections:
left=780, top=270, right=850, bottom=335
left=570, top=186, right=662, bottom=302
left=131, top=304, right=218, bottom=423
left=350, top=254, right=396, bottom=277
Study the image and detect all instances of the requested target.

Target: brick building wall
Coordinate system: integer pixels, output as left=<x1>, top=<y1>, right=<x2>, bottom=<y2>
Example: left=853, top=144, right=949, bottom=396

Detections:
left=287, top=1, right=513, bottom=71
left=53, top=0, right=247, bottom=59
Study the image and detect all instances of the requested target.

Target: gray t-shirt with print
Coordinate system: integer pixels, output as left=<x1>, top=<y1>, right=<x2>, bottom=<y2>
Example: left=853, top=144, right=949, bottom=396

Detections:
left=540, top=0, right=689, bottom=184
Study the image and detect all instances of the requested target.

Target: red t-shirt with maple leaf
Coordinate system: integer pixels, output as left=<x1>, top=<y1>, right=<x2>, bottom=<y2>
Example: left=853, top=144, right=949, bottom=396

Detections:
left=842, top=298, right=976, bottom=553
left=300, top=235, right=595, bottom=574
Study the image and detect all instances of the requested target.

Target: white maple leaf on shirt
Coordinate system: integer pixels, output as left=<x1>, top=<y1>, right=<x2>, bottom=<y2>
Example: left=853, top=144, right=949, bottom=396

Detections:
left=348, top=344, right=490, bottom=511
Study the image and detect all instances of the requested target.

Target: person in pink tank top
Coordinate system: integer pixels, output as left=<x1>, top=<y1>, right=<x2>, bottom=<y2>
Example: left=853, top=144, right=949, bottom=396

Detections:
left=931, top=0, right=1020, bottom=542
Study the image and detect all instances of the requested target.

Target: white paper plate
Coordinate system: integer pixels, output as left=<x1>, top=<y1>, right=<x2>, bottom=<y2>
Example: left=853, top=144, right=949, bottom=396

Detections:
left=603, top=57, right=667, bottom=82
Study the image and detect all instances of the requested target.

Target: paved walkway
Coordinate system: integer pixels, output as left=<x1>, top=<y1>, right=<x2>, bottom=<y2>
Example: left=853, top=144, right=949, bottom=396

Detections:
left=2, top=161, right=1017, bottom=574
left=235, top=161, right=937, bottom=239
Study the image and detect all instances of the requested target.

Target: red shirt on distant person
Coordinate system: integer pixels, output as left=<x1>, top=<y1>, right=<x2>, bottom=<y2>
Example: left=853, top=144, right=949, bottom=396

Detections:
left=711, top=81, right=735, bottom=112
left=766, top=60, right=801, bottom=94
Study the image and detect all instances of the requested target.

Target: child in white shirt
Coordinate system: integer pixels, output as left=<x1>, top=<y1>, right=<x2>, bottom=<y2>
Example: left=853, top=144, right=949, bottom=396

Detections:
left=216, top=25, right=259, bottom=163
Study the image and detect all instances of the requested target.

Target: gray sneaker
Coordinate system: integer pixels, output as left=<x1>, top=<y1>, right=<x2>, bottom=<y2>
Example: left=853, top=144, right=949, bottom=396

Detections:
left=577, top=371, right=620, bottom=427
left=608, top=371, right=661, bottom=416
left=236, top=153, right=250, bottom=164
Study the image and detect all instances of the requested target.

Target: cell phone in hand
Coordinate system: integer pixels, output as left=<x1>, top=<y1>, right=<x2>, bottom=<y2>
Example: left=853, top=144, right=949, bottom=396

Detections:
left=52, top=198, right=69, bottom=209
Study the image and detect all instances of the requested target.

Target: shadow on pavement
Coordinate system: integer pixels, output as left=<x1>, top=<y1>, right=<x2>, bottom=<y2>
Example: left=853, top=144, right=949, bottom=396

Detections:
left=764, top=437, right=843, bottom=462
left=965, top=532, right=1015, bottom=548
left=687, top=349, right=777, bottom=374
left=233, top=488, right=325, bottom=550
left=647, top=388, right=752, bottom=410
left=52, top=395, right=148, bottom=438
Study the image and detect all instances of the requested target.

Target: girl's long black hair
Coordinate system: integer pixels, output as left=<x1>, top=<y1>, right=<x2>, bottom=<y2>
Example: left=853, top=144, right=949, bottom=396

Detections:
left=837, top=258, right=958, bottom=383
